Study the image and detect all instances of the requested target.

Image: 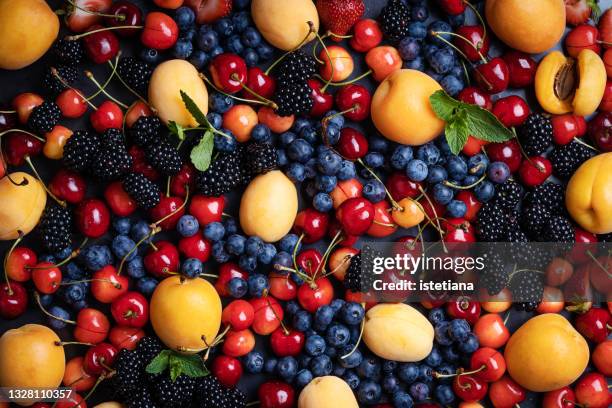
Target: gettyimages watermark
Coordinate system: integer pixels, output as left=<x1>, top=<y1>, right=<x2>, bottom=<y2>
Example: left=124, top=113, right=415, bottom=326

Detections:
left=354, top=241, right=612, bottom=303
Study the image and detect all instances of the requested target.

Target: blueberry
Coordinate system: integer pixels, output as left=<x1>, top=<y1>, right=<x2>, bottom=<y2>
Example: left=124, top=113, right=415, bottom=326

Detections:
left=287, top=139, right=314, bottom=163
left=277, top=149, right=288, bottom=166
left=313, top=192, right=333, bottom=212
left=295, top=369, right=313, bottom=388
left=81, top=245, right=113, bottom=271
left=393, top=391, right=414, bottom=408
left=330, top=299, right=345, bottom=313
left=428, top=308, right=446, bottom=325
left=323, top=123, right=340, bottom=144
left=369, top=135, right=390, bottom=153
left=474, top=180, right=495, bottom=202
left=207, top=112, right=223, bottom=129
left=458, top=333, right=480, bottom=354
left=256, top=43, right=274, bottom=60
left=243, top=48, right=259, bottom=67
left=140, top=48, right=161, bottom=64
left=324, top=346, right=337, bottom=358
left=298, top=354, right=312, bottom=369
left=209, top=93, right=234, bottom=113
left=172, top=38, right=193, bottom=59
left=177, top=215, right=199, bottom=237
left=225, top=35, right=244, bottom=54
left=251, top=124, right=271, bottom=143
left=436, top=364, right=456, bottom=383
left=358, top=356, right=381, bottom=380
left=214, top=18, right=234, bottom=36
left=382, top=360, right=398, bottom=375
left=391, top=146, right=414, bottom=170
left=225, top=234, right=246, bottom=255
left=239, top=253, right=258, bottom=272
left=257, top=244, right=276, bottom=265
left=72, top=300, right=88, bottom=311
left=181, top=258, right=203, bottom=278
left=441, top=346, right=460, bottom=363
left=333, top=365, right=346, bottom=377
left=407, top=22, right=427, bottom=40
left=323, top=110, right=345, bottom=129
left=433, top=183, right=454, bottom=205
left=337, top=160, right=357, bottom=180
left=326, top=323, right=350, bottom=348
left=247, top=273, right=268, bottom=297
left=446, top=155, right=468, bottom=180
left=113, top=217, right=131, bottom=235
left=65, top=262, right=86, bottom=280
left=434, top=322, right=453, bottom=346
left=48, top=306, right=71, bottom=330
left=181, top=27, right=196, bottom=41
left=203, top=222, right=225, bottom=242
left=317, top=149, right=342, bottom=176
left=292, top=118, right=311, bottom=133
left=127, top=256, right=146, bottom=279
left=383, top=375, right=401, bottom=394
left=61, top=283, right=86, bottom=304
left=398, top=363, right=419, bottom=383
left=440, top=75, right=464, bottom=96
left=291, top=272, right=304, bottom=286
left=428, top=48, right=455, bottom=75
left=242, top=27, right=261, bottom=48
left=409, top=382, right=430, bottom=402
left=450, top=63, right=464, bottom=79
left=212, top=241, right=230, bottom=263
left=487, top=161, right=511, bottom=183
left=427, top=165, right=448, bottom=184
left=214, top=131, right=237, bottom=152
left=293, top=310, right=312, bottom=332
left=357, top=381, right=382, bottom=405
left=427, top=21, right=453, bottom=46
left=130, top=220, right=151, bottom=243
left=315, top=175, right=336, bottom=193
left=245, top=236, right=264, bottom=256
left=244, top=351, right=264, bottom=373
left=273, top=251, right=292, bottom=270
left=232, top=11, right=251, bottom=31
left=188, top=50, right=209, bottom=69
left=264, top=358, right=278, bottom=374
left=362, top=180, right=386, bottom=203
left=341, top=302, right=365, bottom=325
left=425, top=347, right=443, bottom=368
left=406, top=159, right=429, bottom=181
left=310, top=355, right=333, bottom=377
left=423, top=43, right=439, bottom=60
left=277, top=356, right=298, bottom=381
left=411, top=4, right=429, bottom=21
left=404, top=56, right=425, bottom=71
left=339, top=346, right=363, bottom=368
left=137, top=277, right=158, bottom=296
left=174, top=6, right=195, bottom=30
left=447, top=11, right=466, bottom=27
left=446, top=200, right=467, bottom=218
left=228, top=277, right=248, bottom=298
left=448, top=318, right=471, bottom=341
left=468, top=153, right=489, bottom=176
left=398, top=37, right=421, bottom=61
left=285, top=300, right=301, bottom=316
left=279, top=131, right=296, bottom=147
left=210, top=46, right=224, bottom=58
left=279, top=233, right=301, bottom=253
left=224, top=218, right=238, bottom=235
left=305, top=334, right=326, bottom=356
left=343, top=370, right=361, bottom=390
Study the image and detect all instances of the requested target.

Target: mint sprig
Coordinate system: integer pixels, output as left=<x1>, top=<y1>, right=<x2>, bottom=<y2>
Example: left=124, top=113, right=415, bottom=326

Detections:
left=146, top=349, right=209, bottom=381
left=429, top=90, right=514, bottom=155
left=190, top=130, right=214, bottom=171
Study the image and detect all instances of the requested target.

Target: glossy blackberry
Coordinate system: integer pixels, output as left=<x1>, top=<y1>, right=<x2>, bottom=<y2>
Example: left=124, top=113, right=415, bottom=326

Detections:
left=117, top=57, right=153, bottom=95
left=273, top=81, right=313, bottom=117
left=542, top=216, right=575, bottom=242
left=145, top=140, right=182, bottom=176
left=135, top=336, right=163, bottom=365
left=516, top=113, right=552, bottom=156
left=599, top=233, right=612, bottom=242
left=129, top=116, right=162, bottom=147
left=273, top=50, right=317, bottom=83
left=91, top=129, right=132, bottom=180
left=39, top=202, right=72, bottom=252
left=196, top=148, right=247, bottom=196
left=549, top=140, right=595, bottom=179
left=515, top=301, right=539, bottom=312
left=27, top=101, right=61, bottom=134
left=510, top=270, right=544, bottom=306
left=114, top=350, right=145, bottom=395
left=245, top=142, right=278, bottom=176
left=476, top=202, right=507, bottom=242
left=479, top=250, right=509, bottom=296
left=151, top=374, right=195, bottom=408
left=379, top=0, right=411, bottom=42
left=127, top=387, right=158, bottom=408
left=122, top=173, right=161, bottom=209
left=493, top=179, right=522, bottom=210
left=527, top=183, right=565, bottom=215
left=63, top=130, right=101, bottom=172
left=42, top=65, right=78, bottom=95
left=520, top=204, right=551, bottom=241
left=194, top=376, right=246, bottom=408
left=344, top=246, right=380, bottom=292
left=52, top=39, right=84, bottom=65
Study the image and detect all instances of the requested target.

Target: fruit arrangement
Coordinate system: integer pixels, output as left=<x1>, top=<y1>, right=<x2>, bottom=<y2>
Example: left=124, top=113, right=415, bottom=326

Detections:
left=0, top=0, right=611, bottom=407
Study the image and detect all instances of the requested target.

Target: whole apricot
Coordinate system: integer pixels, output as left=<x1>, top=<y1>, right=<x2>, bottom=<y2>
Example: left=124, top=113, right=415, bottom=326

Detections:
left=319, top=46, right=354, bottom=82
left=566, top=153, right=612, bottom=234
left=223, top=104, right=258, bottom=143
left=298, top=376, right=358, bottom=408
left=0, top=172, right=47, bottom=240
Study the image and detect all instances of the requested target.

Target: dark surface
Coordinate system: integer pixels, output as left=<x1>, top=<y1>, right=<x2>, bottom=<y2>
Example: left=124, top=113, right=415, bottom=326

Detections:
left=1, top=0, right=610, bottom=407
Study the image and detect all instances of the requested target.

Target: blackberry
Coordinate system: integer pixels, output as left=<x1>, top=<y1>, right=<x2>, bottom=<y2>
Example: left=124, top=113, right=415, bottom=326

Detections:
left=151, top=374, right=195, bottom=408
left=476, top=202, right=507, bottom=242
left=194, top=376, right=246, bottom=408
left=515, top=301, right=540, bottom=312
left=344, top=246, right=380, bottom=292
left=127, top=387, right=158, bottom=408
left=39, top=202, right=72, bottom=253
left=516, top=113, right=552, bottom=156
left=273, top=50, right=317, bottom=83
left=542, top=215, right=575, bottom=242
left=91, top=129, right=132, bottom=180
left=379, top=0, right=411, bottom=42
left=129, top=116, right=162, bottom=147
left=509, top=270, right=544, bottom=306
left=493, top=179, right=523, bottom=210
left=273, top=81, right=313, bottom=117
left=114, top=350, right=145, bottom=396
left=599, top=233, right=612, bottom=242
left=520, top=204, right=551, bottom=241
left=479, top=247, right=509, bottom=296
left=122, top=173, right=161, bottom=209
left=527, top=183, right=565, bottom=215
left=245, top=142, right=278, bottom=176
left=27, top=101, right=61, bottom=134
left=42, top=65, right=78, bottom=95
left=196, top=148, right=247, bottom=196
left=145, top=140, right=182, bottom=176
left=549, top=140, right=595, bottom=179
left=63, top=130, right=101, bottom=172
left=135, top=336, right=163, bottom=365
left=117, top=57, right=153, bottom=95
left=52, top=39, right=84, bottom=65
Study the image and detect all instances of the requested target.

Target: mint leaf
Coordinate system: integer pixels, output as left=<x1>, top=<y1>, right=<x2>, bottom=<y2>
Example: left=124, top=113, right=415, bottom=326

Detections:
left=169, top=354, right=182, bottom=382
left=167, top=121, right=185, bottom=141
left=429, top=90, right=461, bottom=121
left=180, top=90, right=209, bottom=127
left=462, top=104, right=514, bottom=143
left=190, top=130, right=214, bottom=171
left=167, top=354, right=208, bottom=381
left=587, top=0, right=601, bottom=21
left=445, top=112, right=470, bottom=155
left=146, top=350, right=172, bottom=374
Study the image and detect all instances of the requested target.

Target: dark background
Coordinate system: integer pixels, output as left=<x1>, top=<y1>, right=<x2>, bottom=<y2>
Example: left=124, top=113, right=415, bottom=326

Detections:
left=1, top=0, right=610, bottom=406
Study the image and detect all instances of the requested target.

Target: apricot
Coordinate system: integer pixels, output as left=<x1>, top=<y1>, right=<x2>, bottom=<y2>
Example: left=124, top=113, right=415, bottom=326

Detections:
left=223, top=104, right=258, bottom=142
left=0, top=0, right=59, bottom=70
left=0, top=172, right=47, bottom=240
left=298, top=376, right=358, bottom=408
left=150, top=276, right=222, bottom=354
left=240, top=170, right=298, bottom=242
left=258, top=107, right=294, bottom=133
left=319, top=46, right=354, bottom=82
left=0, top=324, right=65, bottom=406
left=93, top=403, right=124, bottom=408
left=148, top=59, right=208, bottom=127
left=485, top=0, right=565, bottom=54
left=251, top=0, right=319, bottom=51
left=504, top=314, right=589, bottom=392
left=535, top=49, right=606, bottom=117
left=371, top=69, right=445, bottom=146
left=565, top=152, right=612, bottom=234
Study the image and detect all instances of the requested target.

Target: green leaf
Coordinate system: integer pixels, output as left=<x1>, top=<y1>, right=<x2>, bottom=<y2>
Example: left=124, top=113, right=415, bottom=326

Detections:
left=145, top=350, right=172, bottom=374
left=445, top=112, right=470, bottom=155
left=462, top=104, right=514, bottom=143
left=190, top=130, right=214, bottom=171
left=168, top=353, right=209, bottom=381
left=180, top=90, right=209, bottom=127
left=429, top=90, right=461, bottom=122
left=167, top=121, right=185, bottom=141
left=587, top=0, right=601, bottom=21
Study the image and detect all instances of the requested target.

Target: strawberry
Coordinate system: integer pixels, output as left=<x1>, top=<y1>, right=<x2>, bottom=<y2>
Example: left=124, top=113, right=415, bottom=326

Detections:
left=564, top=0, right=600, bottom=26
left=316, top=0, right=365, bottom=40
left=65, top=0, right=112, bottom=33
left=184, top=0, right=232, bottom=24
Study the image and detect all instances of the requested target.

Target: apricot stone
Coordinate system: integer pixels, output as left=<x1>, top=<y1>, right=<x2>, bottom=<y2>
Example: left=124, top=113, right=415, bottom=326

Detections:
left=0, top=172, right=47, bottom=240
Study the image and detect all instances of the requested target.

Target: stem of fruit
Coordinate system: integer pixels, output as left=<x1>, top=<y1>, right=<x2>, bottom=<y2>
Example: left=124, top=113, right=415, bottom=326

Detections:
left=444, top=173, right=486, bottom=189
left=435, top=364, right=486, bottom=379
left=230, top=73, right=278, bottom=109
left=573, top=136, right=600, bottom=152
left=64, top=0, right=126, bottom=20
left=0, top=128, right=46, bottom=142
left=24, top=156, right=67, bottom=207
left=460, top=60, right=471, bottom=86
left=325, top=253, right=354, bottom=278
left=433, top=31, right=487, bottom=64
left=28, top=238, right=89, bottom=270
left=0, top=110, right=15, bottom=114
left=85, top=55, right=121, bottom=101
left=274, top=264, right=299, bottom=274
left=314, top=31, right=335, bottom=93
left=60, top=278, right=122, bottom=289
left=108, top=58, right=150, bottom=107
left=200, top=73, right=273, bottom=108
left=51, top=67, right=98, bottom=110
left=2, top=231, right=24, bottom=295
left=117, top=229, right=160, bottom=275
left=33, top=291, right=77, bottom=325
left=66, top=25, right=143, bottom=41
left=417, top=186, right=447, bottom=252
left=264, top=21, right=317, bottom=76
left=263, top=289, right=289, bottom=335
left=315, top=70, right=373, bottom=88
left=585, top=250, right=612, bottom=278
left=357, top=158, right=403, bottom=211
left=291, top=234, right=312, bottom=284
left=326, top=31, right=353, bottom=40
left=313, top=230, right=342, bottom=280
left=462, top=0, right=487, bottom=45
left=85, top=71, right=129, bottom=109
left=511, top=128, right=545, bottom=173
left=340, top=302, right=366, bottom=359
left=198, top=273, right=219, bottom=279
left=80, top=372, right=110, bottom=407
left=152, top=186, right=190, bottom=228
left=430, top=34, right=474, bottom=65
left=54, top=341, right=94, bottom=347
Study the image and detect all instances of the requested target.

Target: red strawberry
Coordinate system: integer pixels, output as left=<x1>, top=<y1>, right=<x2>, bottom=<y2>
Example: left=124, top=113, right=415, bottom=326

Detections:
left=316, top=0, right=365, bottom=40
left=184, top=0, right=232, bottom=24
left=65, top=0, right=112, bottom=33
left=565, top=0, right=595, bottom=26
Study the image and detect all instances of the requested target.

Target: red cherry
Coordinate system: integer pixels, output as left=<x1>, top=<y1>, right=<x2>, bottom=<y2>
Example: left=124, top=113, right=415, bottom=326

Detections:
left=575, top=373, right=612, bottom=408
left=474, top=57, right=510, bottom=94
left=222, top=329, right=255, bottom=357
left=307, top=79, right=334, bottom=117
left=568, top=227, right=598, bottom=264
left=293, top=208, right=329, bottom=244
left=386, top=172, right=421, bottom=201
left=2, top=131, right=43, bottom=166
left=296, top=249, right=323, bottom=277
left=336, top=127, right=368, bottom=159
left=91, top=265, right=128, bottom=304
left=74, top=308, right=110, bottom=344
left=0, top=104, right=17, bottom=131
left=108, top=326, right=144, bottom=351
left=565, top=24, right=601, bottom=57
left=269, top=272, right=297, bottom=300
left=518, top=156, right=552, bottom=187
left=250, top=296, right=284, bottom=335
left=461, top=136, right=488, bottom=157
left=178, top=234, right=211, bottom=262
left=552, top=114, right=587, bottom=145
left=90, top=100, right=123, bottom=133
left=5, top=247, right=36, bottom=282
left=454, top=25, right=490, bottom=62
left=486, top=139, right=522, bottom=173
left=452, top=374, right=488, bottom=402
left=592, top=340, right=612, bottom=376
left=32, top=262, right=62, bottom=294
left=588, top=111, right=612, bottom=152
left=349, top=19, right=383, bottom=52
left=144, top=241, right=180, bottom=278
left=455, top=191, right=481, bottom=221
left=0, top=281, right=28, bottom=319
left=543, top=387, right=577, bottom=408
left=457, top=87, right=493, bottom=110
left=222, top=299, right=255, bottom=331
left=470, top=347, right=506, bottom=382
left=437, top=0, right=466, bottom=15
left=327, top=220, right=359, bottom=247
left=367, top=200, right=397, bottom=238
left=442, top=218, right=476, bottom=243
left=125, top=101, right=152, bottom=128
left=110, top=291, right=149, bottom=328
left=492, top=95, right=530, bottom=127
left=149, top=195, right=184, bottom=230
left=130, top=145, right=160, bottom=180
left=574, top=307, right=611, bottom=343
left=56, top=88, right=88, bottom=119
left=489, top=376, right=526, bottom=408
left=270, top=327, right=304, bottom=357
left=104, top=181, right=137, bottom=217
left=446, top=299, right=481, bottom=325
left=502, top=51, right=537, bottom=88
left=212, top=355, right=243, bottom=388
left=215, top=262, right=248, bottom=297
left=75, top=198, right=111, bottom=238
left=189, top=195, right=225, bottom=225
left=243, top=67, right=276, bottom=100
left=105, top=1, right=143, bottom=37
left=345, top=289, right=378, bottom=310
left=63, top=356, right=96, bottom=392
left=330, top=178, right=363, bottom=209
left=82, top=25, right=120, bottom=64
left=49, top=169, right=87, bottom=204
left=258, top=381, right=295, bottom=408
left=170, top=164, right=195, bottom=197
left=599, top=80, right=612, bottom=112
left=64, top=0, right=112, bottom=33
left=141, top=11, right=178, bottom=50
left=55, top=392, right=86, bottom=408
left=336, top=197, right=375, bottom=236
left=210, top=53, right=247, bottom=94
left=83, top=342, right=117, bottom=375
left=12, top=92, right=43, bottom=124
left=335, top=84, right=371, bottom=121
left=297, top=277, right=334, bottom=312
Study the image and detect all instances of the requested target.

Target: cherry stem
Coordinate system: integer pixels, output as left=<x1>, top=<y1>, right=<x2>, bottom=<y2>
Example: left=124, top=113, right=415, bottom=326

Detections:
left=573, top=136, right=600, bottom=152
left=117, top=228, right=160, bottom=275
left=229, top=73, right=278, bottom=109
left=326, top=31, right=353, bottom=40
left=357, top=158, right=403, bottom=211
left=0, top=110, right=16, bottom=114
left=291, top=233, right=312, bottom=284
left=152, top=186, right=190, bottom=228
left=444, top=173, right=486, bottom=190
left=463, top=0, right=487, bottom=45
left=433, top=31, right=487, bottom=64
left=2, top=231, right=24, bottom=295
left=315, top=70, right=372, bottom=88
left=263, top=289, right=289, bottom=335
left=340, top=302, right=366, bottom=359
left=314, top=31, right=335, bottom=93
left=431, top=34, right=473, bottom=65
left=246, top=402, right=260, bottom=407
left=460, top=60, right=471, bottom=86
left=24, top=156, right=67, bottom=207
left=503, top=309, right=511, bottom=325
left=274, top=264, right=298, bottom=274
left=198, top=273, right=219, bottom=279
left=313, top=230, right=342, bottom=280
left=85, top=54, right=121, bottom=101
left=417, top=186, right=447, bottom=252
left=64, top=0, right=125, bottom=20
left=0, top=128, right=45, bottom=142
left=67, top=25, right=143, bottom=41
left=201, top=73, right=272, bottom=109
left=60, top=278, right=121, bottom=289
left=264, top=21, right=316, bottom=76
left=51, top=67, right=97, bottom=110
left=434, top=364, right=486, bottom=379
left=108, top=58, right=150, bottom=107
left=55, top=341, right=94, bottom=347
left=326, top=254, right=354, bottom=277
left=85, top=70, right=128, bottom=109
left=511, top=128, right=547, bottom=173
left=79, top=372, right=109, bottom=408
left=28, top=238, right=88, bottom=270
left=585, top=251, right=612, bottom=278
left=34, top=291, right=77, bottom=325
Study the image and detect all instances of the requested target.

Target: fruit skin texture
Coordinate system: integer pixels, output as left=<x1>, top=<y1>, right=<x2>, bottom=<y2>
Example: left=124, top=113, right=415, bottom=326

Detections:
left=0, top=324, right=65, bottom=406
left=0, top=0, right=59, bottom=70
left=362, top=303, right=434, bottom=362
left=251, top=0, right=319, bottom=51
left=535, top=50, right=607, bottom=117
left=240, top=170, right=298, bottom=242
left=0, top=172, right=47, bottom=240
left=298, top=376, right=358, bottom=408
left=485, top=0, right=566, bottom=54
left=148, top=59, right=208, bottom=127
left=504, top=313, right=589, bottom=392
left=150, top=276, right=222, bottom=354
left=566, top=153, right=612, bottom=234
left=371, top=70, right=444, bottom=146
